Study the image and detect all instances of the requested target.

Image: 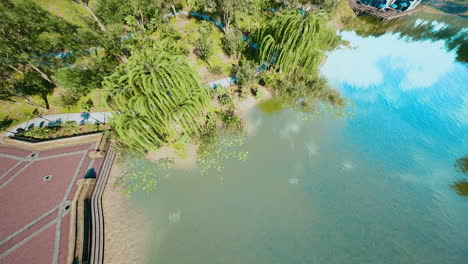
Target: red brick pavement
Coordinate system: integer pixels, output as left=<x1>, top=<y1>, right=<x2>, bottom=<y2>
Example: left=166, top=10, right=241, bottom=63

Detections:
left=0, top=142, right=105, bottom=264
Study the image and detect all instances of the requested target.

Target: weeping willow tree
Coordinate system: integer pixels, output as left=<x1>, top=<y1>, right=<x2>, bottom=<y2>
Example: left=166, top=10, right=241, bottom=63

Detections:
left=104, top=43, right=209, bottom=153
left=256, top=11, right=338, bottom=81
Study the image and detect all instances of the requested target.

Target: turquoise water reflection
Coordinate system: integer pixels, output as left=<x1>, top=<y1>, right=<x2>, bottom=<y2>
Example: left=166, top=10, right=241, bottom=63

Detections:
left=135, top=16, right=468, bottom=264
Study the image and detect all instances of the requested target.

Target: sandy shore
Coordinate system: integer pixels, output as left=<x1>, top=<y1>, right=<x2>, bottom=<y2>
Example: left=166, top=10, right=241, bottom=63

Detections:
left=102, top=158, right=152, bottom=264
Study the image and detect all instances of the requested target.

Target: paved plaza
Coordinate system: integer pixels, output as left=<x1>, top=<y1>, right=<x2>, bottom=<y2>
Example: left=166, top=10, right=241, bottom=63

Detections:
left=0, top=143, right=105, bottom=264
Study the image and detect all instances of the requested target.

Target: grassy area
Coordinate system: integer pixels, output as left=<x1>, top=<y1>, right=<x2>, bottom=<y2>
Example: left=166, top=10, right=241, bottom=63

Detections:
left=12, top=0, right=90, bottom=27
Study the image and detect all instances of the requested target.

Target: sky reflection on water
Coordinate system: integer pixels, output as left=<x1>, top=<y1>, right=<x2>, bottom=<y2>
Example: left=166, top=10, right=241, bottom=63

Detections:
left=136, top=15, right=468, bottom=264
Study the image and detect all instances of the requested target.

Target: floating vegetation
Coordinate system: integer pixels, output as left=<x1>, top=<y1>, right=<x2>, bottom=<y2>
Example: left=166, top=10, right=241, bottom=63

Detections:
left=454, top=156, right=468, bottom=174
left=197, top=133, right=249, bottom=177
left=450, top=180, right=468, bottom=197
left=116, top=156, right=174, bottom=196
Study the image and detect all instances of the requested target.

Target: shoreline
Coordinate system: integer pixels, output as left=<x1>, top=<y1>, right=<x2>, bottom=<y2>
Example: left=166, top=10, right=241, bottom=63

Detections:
left=101, top=86, right=272, bottom=264
left=102, top=158, right=153, bottom=264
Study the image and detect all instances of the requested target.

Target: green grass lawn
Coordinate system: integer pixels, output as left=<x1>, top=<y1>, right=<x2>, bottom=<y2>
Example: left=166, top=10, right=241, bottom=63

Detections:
left=12, top=0, right=90, bottom=27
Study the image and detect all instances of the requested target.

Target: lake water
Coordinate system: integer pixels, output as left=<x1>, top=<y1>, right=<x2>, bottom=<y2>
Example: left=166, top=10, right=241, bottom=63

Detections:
left=131, top=13, right=468, bottom=264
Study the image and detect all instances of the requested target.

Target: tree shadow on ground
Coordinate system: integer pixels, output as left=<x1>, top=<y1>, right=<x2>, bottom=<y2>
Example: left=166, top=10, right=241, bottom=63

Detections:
left=0, top=117, right=14, bottom=132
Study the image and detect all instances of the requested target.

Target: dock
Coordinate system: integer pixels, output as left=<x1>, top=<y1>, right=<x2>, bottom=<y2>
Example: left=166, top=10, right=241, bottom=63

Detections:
left=348, top=0, right=422, bottom=20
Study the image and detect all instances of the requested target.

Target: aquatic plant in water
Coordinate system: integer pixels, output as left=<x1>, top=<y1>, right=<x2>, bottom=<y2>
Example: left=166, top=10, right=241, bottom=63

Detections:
left=197, top=133, right=249, bottom=177
left=116, top=157, right=174, bottom=196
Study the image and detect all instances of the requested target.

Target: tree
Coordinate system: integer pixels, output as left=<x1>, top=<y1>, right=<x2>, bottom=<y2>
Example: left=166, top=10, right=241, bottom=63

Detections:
left=103, top=42, right=210, bottom=153
left=233, top=59, right=257, bottom=87
left=195, top=21, right=214, bottom=61
left=214, top=0, right=249, bottom=31
left=53, top=67, right=103, bottom=96
left=96, top=0, right=163, bottom=26
left=0, top=0, right=86, bottom=109
left=72, top=0, right=106, bottom=31
left=189, top=0, right=215, bottom=13
left=0, top=68, right=52, bottom=110
left=222, top=29, right=246, bottom=59
left=256, top=11, right=337, bottom=81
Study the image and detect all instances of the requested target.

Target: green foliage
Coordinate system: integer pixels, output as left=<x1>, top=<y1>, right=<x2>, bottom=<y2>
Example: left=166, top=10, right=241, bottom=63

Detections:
left=80, top=98, right=94, bottom=112
left=208, top=64, right=224, bottom=75
left=53, top=67, right=102, bottom=96
left=60, top=90, right=81, bottom=109
left=12, top=71, right=55, bottom=108
left=195, top=21, right=214, bottom=61
left=256, top=11, right=338, bottom=81
left=233, top=59, right=257, bottom=87
left=16, top=120, right=106, bottom=139
left=219, top=110, right=242, bottom=130
left=21, top=126, right=56, bottom=139
left=263, top=72, right=344, bottom=111
left=0, top=0, right=87, bottom=107
left=104, top=42, right=210, bottom=153
left=221, top=29, right=246, bottom=59
left=213, top=0, right=250, bottom=29
left=189, top=0, right=215, bottom=12
left=311, top=0, right=338, bottom=13
left=218, top=95, right=233, bottom=107
left=95, top=0, right=164, bottom=27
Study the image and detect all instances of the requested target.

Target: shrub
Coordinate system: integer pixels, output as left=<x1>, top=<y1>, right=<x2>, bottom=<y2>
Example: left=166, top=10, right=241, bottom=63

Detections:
left=219, top=110, right=242, bottom=130
left=208, top=64, right=224, bottom=75
left=233, top=59, right=257, bottom=87
left=222, top=29, right=246, bottom=59
left=60, top=91, right=81, bottom=109
left=195, top=21, right=214, bottom=61
left=80, top=98, right=94, bottom=112
left=218, top=94, right=233, bottom=107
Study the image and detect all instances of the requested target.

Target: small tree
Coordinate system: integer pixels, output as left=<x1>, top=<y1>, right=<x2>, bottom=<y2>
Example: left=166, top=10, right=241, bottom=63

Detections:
left=53, top=67, right=102, bottom=96
left=233, top=59, right=257, bottom=87
left=195, top=21, right=214, bottom=62
left=80, top=98, right=94, bottom=112
left=222, top=29, right=246, bottom=59
left=60, top=91, right=81, bottom=111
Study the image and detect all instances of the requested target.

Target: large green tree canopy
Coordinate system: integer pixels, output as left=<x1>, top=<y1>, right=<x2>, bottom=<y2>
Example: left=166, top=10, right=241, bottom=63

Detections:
left=256, top=11, right=338, bottom=81
left=104, top=42, right=210, bottom=153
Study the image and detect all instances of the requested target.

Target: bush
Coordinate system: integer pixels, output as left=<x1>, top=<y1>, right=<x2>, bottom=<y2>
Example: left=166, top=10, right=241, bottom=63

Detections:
left=222, top=29, right=246, bottom=59
left=53, top=67, right=102, bottom=96
left=60, top=91, right=81, bottom=109
left=219, top=110, right=242, bottom=130
left=218, top=94, right=233, bottom=107
left=208, top=64, right=224, bottom=75
left=80, top=98, right=94, bottom=112
left=233, top=59, right=257, bottom=87
left=21, top=127, right=56, bottom=139
left=195, top=21, right=214, bottom=61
